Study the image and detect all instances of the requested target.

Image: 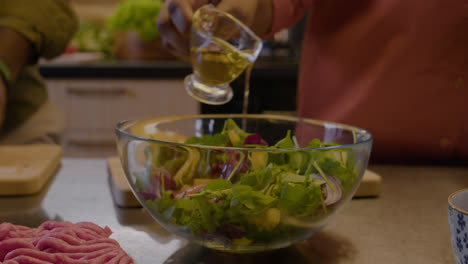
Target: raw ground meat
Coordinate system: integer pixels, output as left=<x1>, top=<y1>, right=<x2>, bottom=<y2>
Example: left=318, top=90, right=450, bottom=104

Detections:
left=0, top=221, right=133, bottom=264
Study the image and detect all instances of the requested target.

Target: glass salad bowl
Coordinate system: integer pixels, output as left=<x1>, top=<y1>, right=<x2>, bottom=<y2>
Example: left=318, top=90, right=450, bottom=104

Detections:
left=115, top=114, right=373, bottom=253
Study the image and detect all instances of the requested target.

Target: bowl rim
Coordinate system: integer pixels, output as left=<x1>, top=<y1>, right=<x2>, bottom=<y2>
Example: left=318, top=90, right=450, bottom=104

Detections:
left=448, top=188, right=468, bottom=215
left=115, top=114, right=373, bottom=151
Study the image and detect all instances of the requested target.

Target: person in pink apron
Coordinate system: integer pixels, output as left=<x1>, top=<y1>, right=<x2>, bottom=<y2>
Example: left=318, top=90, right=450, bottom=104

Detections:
left=157, top=0, right=468, bottom=163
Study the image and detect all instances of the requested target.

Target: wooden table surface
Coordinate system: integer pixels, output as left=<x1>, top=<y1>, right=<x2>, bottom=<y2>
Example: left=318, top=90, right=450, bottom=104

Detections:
left=0, top=158, right=466, bottom=263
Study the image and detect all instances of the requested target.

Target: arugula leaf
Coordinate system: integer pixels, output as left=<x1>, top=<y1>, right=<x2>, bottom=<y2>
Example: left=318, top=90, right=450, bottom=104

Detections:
left=173, top=199, right=198, bottom=226
left=239, top=173, right=257, bottom=187
left=175, top=199, right=197, bottom=210
left=239, top=164, right=285, bottom=194
left=222, top=119, right=249, bottom=137
left=307, top=138, right=339, bottom=148
left=274, top=130, right=295, bottom=149
left=269, top=130, right=303, bottom=167
left=230, top=185, right=276, bottom=214
left=288, top=151, right=309, bottom=171
left=193, top=197, right=217, bottom=232
left=277, top=181, right=323, bottom=216
left=320, top=159, right=356, bottom=191
left=278, top=184, right=308, bottom=214
left=147, top=195, right=175, bottom=219
left=268, top=150, right=288, bottom=166
left=345, top=148, right=356, bottom=170
left=230, top=185, right=254, bottom=209
left=306, top=138, right=323, bottom=148
left=254, top=191, right=276, bottom=206
left=203, top=178, right=232, bottom=192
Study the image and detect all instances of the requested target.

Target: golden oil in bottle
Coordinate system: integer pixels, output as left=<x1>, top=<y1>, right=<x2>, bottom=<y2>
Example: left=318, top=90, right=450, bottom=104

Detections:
left=191, top=38, right=253, bottom=86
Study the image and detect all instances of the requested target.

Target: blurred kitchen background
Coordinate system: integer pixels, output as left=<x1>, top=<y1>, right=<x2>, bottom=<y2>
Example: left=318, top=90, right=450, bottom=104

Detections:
left=40, top=0, right=306, bottom=157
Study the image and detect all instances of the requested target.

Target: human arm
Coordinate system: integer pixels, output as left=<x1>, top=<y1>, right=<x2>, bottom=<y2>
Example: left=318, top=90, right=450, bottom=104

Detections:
left=0, top=0, right=78, bottom=61
left=0, top=0, right=77, bottom=127
left=0, top=27, right=32, bottom=81
left=0, top=26, right=33, bottom=125
left=0, top=77, right=6, bottom=125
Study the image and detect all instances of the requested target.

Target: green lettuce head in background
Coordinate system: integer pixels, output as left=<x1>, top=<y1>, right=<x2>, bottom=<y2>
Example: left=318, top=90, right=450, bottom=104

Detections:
left=107, top=0, right=164, bottom=42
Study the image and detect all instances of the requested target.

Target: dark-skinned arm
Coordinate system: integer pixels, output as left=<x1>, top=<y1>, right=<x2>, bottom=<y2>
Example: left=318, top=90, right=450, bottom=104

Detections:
left=0, top=26, right=33, bottom=125
left=0, top=0, right=78, bottom=128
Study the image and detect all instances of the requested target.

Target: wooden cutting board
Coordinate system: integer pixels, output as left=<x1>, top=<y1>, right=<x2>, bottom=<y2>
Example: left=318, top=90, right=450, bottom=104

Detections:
left=354, top=169, right=382, bottom=197
left=107, top=156, right=382, bottom=207
left=107, top=156, right=141, bottom=208
left=0, top=145, right=62, bottom=196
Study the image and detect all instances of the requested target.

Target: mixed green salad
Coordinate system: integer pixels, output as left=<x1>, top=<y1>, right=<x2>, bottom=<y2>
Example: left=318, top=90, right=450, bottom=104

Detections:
left=133, top=119, right=358, bottom=248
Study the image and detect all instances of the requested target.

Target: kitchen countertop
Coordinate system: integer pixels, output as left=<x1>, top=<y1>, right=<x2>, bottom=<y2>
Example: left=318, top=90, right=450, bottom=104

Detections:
left=0, top=158, right=464, bottom=263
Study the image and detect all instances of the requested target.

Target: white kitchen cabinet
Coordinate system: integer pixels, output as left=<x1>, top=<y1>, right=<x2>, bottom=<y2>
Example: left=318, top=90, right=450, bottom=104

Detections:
left=45, top=79, right=200, bottom=157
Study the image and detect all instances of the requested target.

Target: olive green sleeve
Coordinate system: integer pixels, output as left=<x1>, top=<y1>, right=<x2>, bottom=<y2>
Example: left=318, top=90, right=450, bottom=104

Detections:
left=0, top=0, right=78, bottom=59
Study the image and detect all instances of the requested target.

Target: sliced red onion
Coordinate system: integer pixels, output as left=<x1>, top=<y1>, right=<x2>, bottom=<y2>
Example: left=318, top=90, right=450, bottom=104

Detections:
left=139, top=191, right=158, bottom=201
left=214, top=151, right=246, bottom=181
left=243, top=134, right=269, bottom=146
left=218, top=224, right=246, bottom=239
left=144, top=168, right=176, bottom=199
left=155, top=168, right=177, bottom=191
left=310, top=173, right=343, bottom=206
left=173, top=183, right=207, bottom=199
left=201, top=232, right=232, bottom=248
left=200, top=224, right=246, bottom=248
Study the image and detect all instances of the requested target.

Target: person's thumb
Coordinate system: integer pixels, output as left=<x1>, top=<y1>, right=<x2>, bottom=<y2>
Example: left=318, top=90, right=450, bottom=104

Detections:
left=167, top=0, right=195, bottom=34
